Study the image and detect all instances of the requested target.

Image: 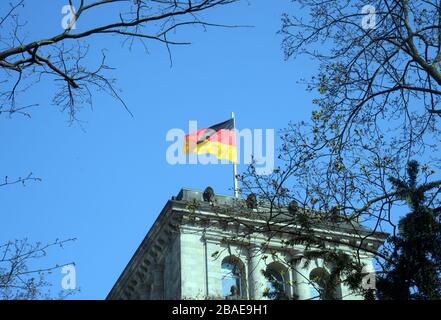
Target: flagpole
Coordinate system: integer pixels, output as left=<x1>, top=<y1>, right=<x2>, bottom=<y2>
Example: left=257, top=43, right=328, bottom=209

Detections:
left=231, top=112, right=239, bottom=198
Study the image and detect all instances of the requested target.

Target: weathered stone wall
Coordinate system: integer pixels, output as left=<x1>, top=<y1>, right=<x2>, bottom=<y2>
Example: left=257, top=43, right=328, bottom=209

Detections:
left=180, top=230, right=207, bottom=298
left=164, top=233, right=181, bottom=299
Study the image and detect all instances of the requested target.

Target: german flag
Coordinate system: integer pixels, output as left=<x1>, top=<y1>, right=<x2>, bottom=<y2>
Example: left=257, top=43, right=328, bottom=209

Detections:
left=184, top=118, right=237, bottom=163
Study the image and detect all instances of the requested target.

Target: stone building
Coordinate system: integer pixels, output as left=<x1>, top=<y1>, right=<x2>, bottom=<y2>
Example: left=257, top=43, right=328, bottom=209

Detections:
left=107, top=188, right=386, bottom=300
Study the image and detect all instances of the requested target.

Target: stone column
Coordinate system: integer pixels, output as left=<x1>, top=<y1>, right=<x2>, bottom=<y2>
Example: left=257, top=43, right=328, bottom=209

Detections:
left=150, top=265, right=164, bottom=300
left=292, top=255, right=311, bottom=300
left=180, top=231, right=206, bottom=298
left=248, top=245, right=267, bottom=299
left=281, top=252, right=294, bottom=298
left=205, top=239, right=223, bottom=298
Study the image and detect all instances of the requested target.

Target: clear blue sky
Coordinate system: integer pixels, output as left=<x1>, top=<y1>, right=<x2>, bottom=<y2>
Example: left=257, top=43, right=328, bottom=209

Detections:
left=1, top=0, right=324, bottom=299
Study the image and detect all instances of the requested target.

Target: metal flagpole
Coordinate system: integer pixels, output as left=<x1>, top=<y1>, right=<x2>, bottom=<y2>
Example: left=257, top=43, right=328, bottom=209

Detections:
left=231, top=112, right=239, bottom=198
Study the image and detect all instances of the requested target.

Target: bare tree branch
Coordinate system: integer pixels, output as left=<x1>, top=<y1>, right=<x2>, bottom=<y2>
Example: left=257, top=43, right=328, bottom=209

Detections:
left=0, top=0, right=241, bottom=122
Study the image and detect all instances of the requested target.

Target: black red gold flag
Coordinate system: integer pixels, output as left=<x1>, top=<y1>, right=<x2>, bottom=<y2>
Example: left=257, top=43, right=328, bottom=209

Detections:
left=184, top=118, right=237, bottom=163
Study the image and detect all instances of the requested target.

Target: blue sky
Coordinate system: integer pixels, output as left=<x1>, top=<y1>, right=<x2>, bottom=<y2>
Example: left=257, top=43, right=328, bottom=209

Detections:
left=1, top=0, right=322, bottom=299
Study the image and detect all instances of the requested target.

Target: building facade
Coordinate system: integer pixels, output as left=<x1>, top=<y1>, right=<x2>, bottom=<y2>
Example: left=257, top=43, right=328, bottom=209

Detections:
left=107, top=188, right=386, bottom=300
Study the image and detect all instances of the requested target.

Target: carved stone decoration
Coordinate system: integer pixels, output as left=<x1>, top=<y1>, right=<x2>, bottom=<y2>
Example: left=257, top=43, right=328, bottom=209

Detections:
left=288, top=200, right=298, bottom=214
left=203, top=186, right=215, bottom=202
left=246, top=193, right=257, bottom=209
left=329, top=206, right=340, bottom=222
